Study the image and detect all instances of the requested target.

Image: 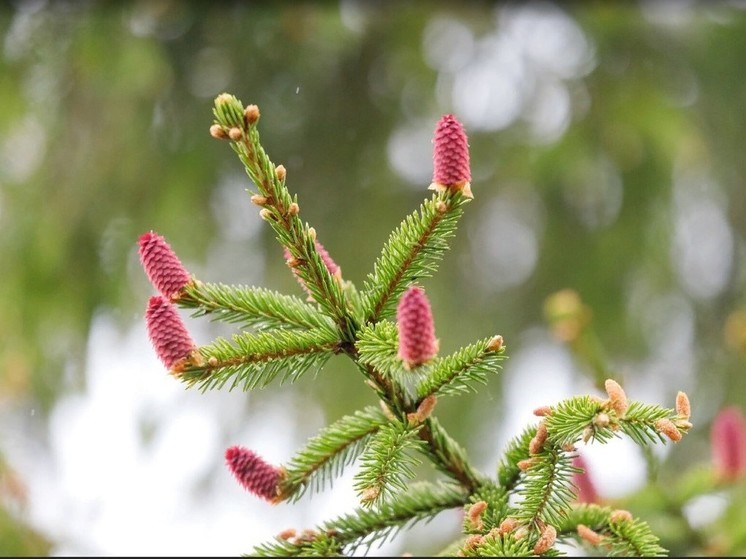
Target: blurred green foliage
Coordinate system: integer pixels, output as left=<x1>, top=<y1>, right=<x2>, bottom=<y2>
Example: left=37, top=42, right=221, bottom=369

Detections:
left=1, top=0, right=745, bottom=555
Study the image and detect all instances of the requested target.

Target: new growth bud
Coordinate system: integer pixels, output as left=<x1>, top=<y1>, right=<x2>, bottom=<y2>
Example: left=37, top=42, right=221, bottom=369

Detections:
left=604, top=379, right=628, bottom=417
left=467, top=501, right=487, bottom=531
left=429, top=114, right=472, bottom=199
left=244, top=104, right=260, bottom=126
left=209, top=124, right=228, bottom=139
left=529, top=421, right=548, bottom=455
left=676, top=391, right=691, bottom=420
left=577, top=524, right=603, bottom=546
left=655, top=418, right=683, bottom=442
left=275, top=164, right=287, bottom=182
left=225, top=445, right=284, bottom=503
left=487, top=334, right=504, bottom=352
left=138, top=231, right=192, bottom=300
left=407, top=394, right=438, bottom=425
left=396, top=286, right=438, bottom=370
left=145, top=295, right=197, bottom=370
left=533, top=524, right=556, bottom=555
left=228, top=127, right=243, bottom=141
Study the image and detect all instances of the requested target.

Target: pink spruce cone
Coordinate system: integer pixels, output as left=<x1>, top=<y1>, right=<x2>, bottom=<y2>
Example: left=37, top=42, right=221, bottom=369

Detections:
left=429, top=114, right=472, bottom=199
left=145, top=295, right=197, bottom=369
left=397, top=286, right=438, bottom=370
left=138, top=231, right=191, bottom=299
left=225, top=445, right=283, bottom=503
left=711, top=406, right=746, bottom=481
left=571, top=455, right=599, bottom=504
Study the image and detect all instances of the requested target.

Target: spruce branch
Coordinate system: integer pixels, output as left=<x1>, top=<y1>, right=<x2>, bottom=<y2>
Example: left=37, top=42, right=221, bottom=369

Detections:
left=355, top=320, right=401, bottom=378
left=252, top=482, right=469, bottom=557
left=212, top=94, right=358, bottom=341
left=418, top=416, right=485, bottom=492
left=361, top=191, right=469, bottom=324
left=177, top=327, right=338, bottom=391
left=353, top=420, right=426, bottom=507
left=512, top=443, right=578, bottom=529
left=178, top=281, right=335, bottom=332
left=542, top=393, right=690, bottom=448
left=416, top=335, right=506, bottom=399
left=557, top=503, right=667, bottom=557
left=281, top=405, right=389, bottom=502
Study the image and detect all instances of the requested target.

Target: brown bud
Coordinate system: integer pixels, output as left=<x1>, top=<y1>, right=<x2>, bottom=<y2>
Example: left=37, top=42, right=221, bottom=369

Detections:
left=360, top=485, right=380, bottom=503
left=487, top=334, right=504, bottom=352
left=277, top=528, right=297, bottom=540
left=408, top=394, right=437, bottom=425
left=517, top=458, right=539, bottom=471
left=259, top=208, right=274, bottom=221
left=467, top=501, right=487, bottom=531
left=604, top=379, right=628, bottom=417
left=577, top=524, right=603, bottom=545
left=244, top=104, right=260, bottom=125
left=462, top=534, right=483, bottom=552
left=593, top=412, right=610, bottom=428
left=250, top=194, right=268, bottom=206
left=655, top=418, right=683, bottom=442
left=529, top=421, right=548, bottom=455
left=209, top=124, right=228, bottom=139
left=497, top=517, right=518, bottom=535
left=533, top=524, right=556, bottom=554
left=533, top=405, right=553, bottom=417
left=275, top=164, right=287, bottom=182
left=676, top=391, right=691, bottom=420
left=288, top=202, right=300, bottom=216
left=228, top=127, right=243, bottom=141
left=610, top=509, right=633, bottom=523
left=435, top=200, right=448, bottom=213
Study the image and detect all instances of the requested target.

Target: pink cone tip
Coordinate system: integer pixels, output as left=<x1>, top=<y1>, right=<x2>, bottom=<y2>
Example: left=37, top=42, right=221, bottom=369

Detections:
left=711, top=406, right=746, bottom=481
left=225, top=445, right=283, bottom=502
left=138, top=231, right=191, bottom=299
left=431, top=114, right=471, bottom=196
left=145, top=295, right=196, bottom=369
left=397, top=286, right=438, bottom=369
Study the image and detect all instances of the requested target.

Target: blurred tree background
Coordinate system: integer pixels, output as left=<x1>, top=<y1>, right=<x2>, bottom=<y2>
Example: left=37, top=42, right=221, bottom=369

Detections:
left=1, top=0, right=745, bottom=556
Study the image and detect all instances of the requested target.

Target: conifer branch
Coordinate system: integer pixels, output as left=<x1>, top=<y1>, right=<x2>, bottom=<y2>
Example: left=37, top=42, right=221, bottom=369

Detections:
left=252, top=482, right=469, bottom=557
left=355, top=320, right=401, bottom=377
left=177, top=327, right=338, bottom=391
left=281, top=406, right=389, bottom=502
left=179, top=282, right=336, bottom=332
left=361, top=192, right=468, bottom=324
left=212, top=94, right=358, bottom=341
left=353, top=421, right=426, bottom=507
left=418, top=416, right=485, bottom=492
left=512, top=443, right=577, bottom=528
left=619, top=401, right=677, bottom=446
left=557, top=503, right=667, bottom=557
left=416, top=336, right=506, bottom=399
left=466, top=482, right=510, bottom=534
left=542, top=395, right=689, bottom=448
